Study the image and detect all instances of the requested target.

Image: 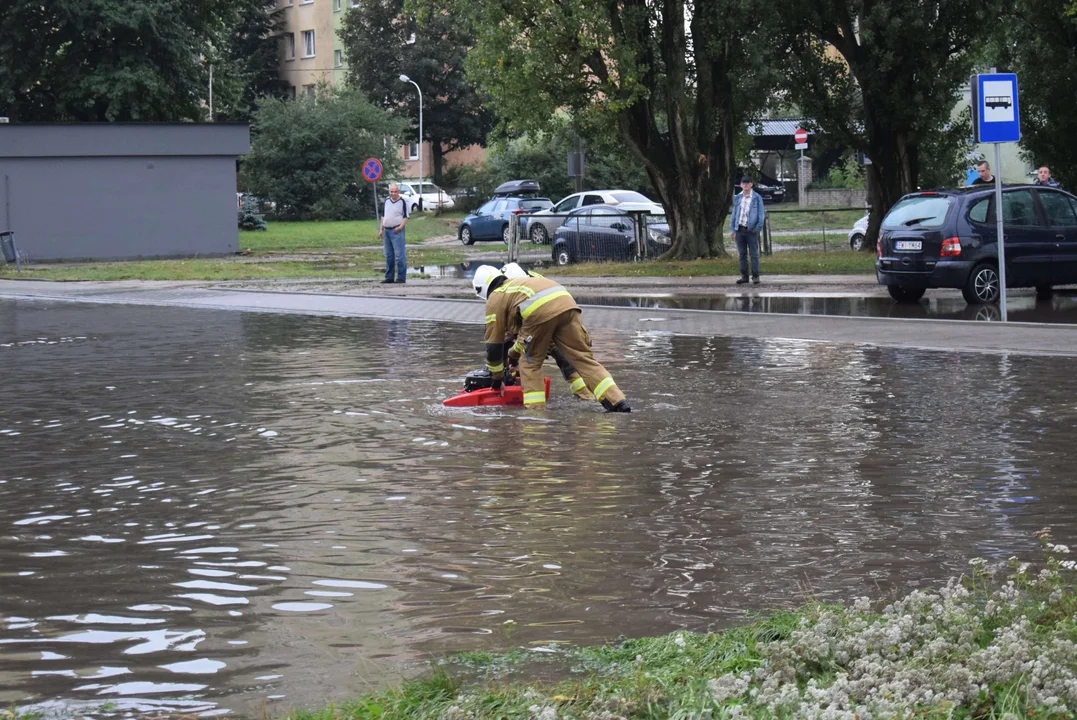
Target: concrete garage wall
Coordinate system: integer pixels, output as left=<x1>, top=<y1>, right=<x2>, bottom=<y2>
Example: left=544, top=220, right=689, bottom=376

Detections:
left=802, top=188, right=869, bottom=208
left=0, top=124, right=249, bottom=261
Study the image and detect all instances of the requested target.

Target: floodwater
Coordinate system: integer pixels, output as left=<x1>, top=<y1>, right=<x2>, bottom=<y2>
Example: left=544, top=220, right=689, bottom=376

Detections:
left=3, top=300, right=1077, bottom=717
left=575, top=292, right=1077, bottom=324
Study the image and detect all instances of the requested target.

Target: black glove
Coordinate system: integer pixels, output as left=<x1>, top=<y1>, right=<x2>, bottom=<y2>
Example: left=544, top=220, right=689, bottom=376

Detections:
left=491, top=377, right=502, bottom=392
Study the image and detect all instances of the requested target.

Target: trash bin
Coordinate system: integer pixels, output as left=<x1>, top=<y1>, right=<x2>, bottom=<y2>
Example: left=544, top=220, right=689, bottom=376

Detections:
left=0, top=231, right=21, bottom=270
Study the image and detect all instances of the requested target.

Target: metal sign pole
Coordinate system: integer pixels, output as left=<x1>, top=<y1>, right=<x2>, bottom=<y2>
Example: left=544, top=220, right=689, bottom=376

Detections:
left=994, top=142, right=1007, bottom=321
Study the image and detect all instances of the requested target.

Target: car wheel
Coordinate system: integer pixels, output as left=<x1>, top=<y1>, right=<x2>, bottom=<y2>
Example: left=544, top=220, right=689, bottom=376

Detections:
left=961, top=263, right=1000, bottom=304
left=849, top=233, right=865, bottom=252
left=530, top=224, right=549, bottom=244
left=501, top=224, right=511, bottom=244
left=460, top=225, right=474, bottom=246
left=553, top=246, right=571, bottom=266
left=1036, top=284, right=1053, bottom=299
left=887, top=285, right=926, bottom=303
left=411, top=203, right=419, bottom=214
left=974, top=305, right=1001, bottom=321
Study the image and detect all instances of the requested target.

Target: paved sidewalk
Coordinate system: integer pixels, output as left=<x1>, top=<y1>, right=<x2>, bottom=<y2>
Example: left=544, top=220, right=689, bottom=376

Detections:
left=2, top=279, right=1076, bottom=358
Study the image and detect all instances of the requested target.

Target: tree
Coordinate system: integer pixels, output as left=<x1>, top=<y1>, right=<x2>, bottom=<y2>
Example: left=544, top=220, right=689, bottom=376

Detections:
left=209, top=0, right=290, bottom=122
left=778, top=0, right=1002, bottom=248
left=241, top=87, right=405, bottom=220
left=411, top=0, right=778, bottom=258
left=0, top=0, right=284, bottom=122
left=1001, top=0, right=1077, bottom=188
left=339, top=0, right=495, bottom=185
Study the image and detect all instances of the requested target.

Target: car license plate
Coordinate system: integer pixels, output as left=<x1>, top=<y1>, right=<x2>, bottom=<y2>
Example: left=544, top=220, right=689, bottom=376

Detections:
left=894, top=240, right=922, bottom=251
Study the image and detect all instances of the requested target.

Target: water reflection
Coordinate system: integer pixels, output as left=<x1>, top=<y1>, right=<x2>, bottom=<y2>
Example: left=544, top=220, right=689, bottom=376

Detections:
left=3, top=300, right=1077, bottom=715
left=575, top=291, right=1077, bottom=323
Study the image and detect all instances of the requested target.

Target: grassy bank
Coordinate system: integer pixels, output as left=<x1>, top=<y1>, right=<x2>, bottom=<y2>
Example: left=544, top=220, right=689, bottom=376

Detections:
left=281, top=538, right=1077, bottom=719
left=240, top=213, right=465, bottom=252
left=553, top=250, right=876, bottom=277
left=767, top=207, right=865, bottom=233
left=0, top=248, right=466, bottom=281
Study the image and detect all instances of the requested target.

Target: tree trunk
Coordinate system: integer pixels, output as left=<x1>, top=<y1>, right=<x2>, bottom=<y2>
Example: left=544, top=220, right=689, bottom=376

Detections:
left=430, top=138, right=445, bottom=186
left=864, top=121, right=917, bottom=250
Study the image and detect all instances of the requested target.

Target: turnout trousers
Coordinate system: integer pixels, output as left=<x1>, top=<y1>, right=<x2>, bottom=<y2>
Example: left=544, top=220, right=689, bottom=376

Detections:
left=518, top=309, right=625, bottom=408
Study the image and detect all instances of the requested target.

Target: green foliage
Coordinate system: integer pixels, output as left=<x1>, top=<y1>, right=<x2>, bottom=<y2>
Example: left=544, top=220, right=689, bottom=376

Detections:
left=0, top=0, right=277, bottom=121
left=339, top=0, right=495, bottom=184
left=1001, top=0, right=1077, bottom=189
left=778, top=0, right=1004, bottom=240
left=241, top=87, right=405, bottom=221
left=237, top=196, right=267, bottom=231
left=809, top=152, right=866, bottom=190
left=208, top=0, right=290, bottom=122
left=442, top=116, right=653, bottom=206
left=411, top=0, right=784, bottom=259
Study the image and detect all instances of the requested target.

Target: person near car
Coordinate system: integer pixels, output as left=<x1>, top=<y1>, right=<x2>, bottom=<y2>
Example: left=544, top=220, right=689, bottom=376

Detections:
left=1035, top=166, right=1061, bottom=188
left=729, top=175, right=764, bottom=285
left=971, top=161, right=995, bottom=185
left=471, top=265, right=631, bottom=412
left=378, top=183, right=409, bottom=284
left=499, top=262, right=595, bottom=401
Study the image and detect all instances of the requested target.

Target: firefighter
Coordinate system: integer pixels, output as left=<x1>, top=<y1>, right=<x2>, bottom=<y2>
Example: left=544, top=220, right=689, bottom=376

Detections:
left=472, top=265, right=631, bottom=412
left=499, top=263, right=594, bottom=401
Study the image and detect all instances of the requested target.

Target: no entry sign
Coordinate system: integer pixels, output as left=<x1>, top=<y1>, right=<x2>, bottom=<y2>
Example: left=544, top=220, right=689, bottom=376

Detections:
left=362, top=158, right=383, bottom=183
left=794, top=128, right=808, bottom=144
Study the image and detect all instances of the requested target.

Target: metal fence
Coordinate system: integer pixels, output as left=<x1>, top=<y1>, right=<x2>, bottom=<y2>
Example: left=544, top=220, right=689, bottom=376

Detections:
left=500, top=205, right=869, bottom=265
left=505, top=209, right=669, bottom=266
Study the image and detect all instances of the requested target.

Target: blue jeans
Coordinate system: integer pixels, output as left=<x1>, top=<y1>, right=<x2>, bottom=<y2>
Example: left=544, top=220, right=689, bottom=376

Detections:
left=735, top=229, right=760, bottom=278
left=383, top=226, right=406, bottom=281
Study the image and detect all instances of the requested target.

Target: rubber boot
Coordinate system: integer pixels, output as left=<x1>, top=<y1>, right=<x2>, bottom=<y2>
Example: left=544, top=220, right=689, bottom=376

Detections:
left=602, top=398, right=632, bottom=413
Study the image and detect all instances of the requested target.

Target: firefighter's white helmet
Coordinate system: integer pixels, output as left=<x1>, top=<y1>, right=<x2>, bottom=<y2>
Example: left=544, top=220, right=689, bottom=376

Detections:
left=472, top=265, right=501, bottom=300
left=500, top=262, right=527, bottom=279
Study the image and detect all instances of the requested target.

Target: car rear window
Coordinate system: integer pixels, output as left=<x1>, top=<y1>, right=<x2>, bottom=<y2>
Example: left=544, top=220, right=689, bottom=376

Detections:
left=609, top=191, right=652, bottom=204
left=881, top=195, right=954, bottom=230
left=519, top=199, right=553, bottom=211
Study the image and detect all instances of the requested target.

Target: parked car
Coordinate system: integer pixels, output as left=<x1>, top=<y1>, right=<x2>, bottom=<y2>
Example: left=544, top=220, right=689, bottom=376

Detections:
left=527, top=189, right=663, bottom=244
left=875, top=185, right=1077, bottom=305
left=384, top=181, right=454, bottom=213
left=848, top=214, right=869, bottom=250
left=458, top=196, right=553, bottom=245
left=551, top=204, right=670, bottom=265
left=733, top=170, right=785, bottom=203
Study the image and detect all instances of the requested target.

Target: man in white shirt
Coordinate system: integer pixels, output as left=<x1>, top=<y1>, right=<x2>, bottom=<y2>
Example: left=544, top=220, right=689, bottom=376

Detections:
left=378, top=183, right=409, bottom=284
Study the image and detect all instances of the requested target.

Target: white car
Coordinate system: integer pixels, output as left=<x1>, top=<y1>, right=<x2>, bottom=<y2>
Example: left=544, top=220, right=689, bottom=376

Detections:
left=394, top=181, right=455, bottom=213
left=848, top=213, right=869, bottom=251
left=526, top=189, right=663, bottom=243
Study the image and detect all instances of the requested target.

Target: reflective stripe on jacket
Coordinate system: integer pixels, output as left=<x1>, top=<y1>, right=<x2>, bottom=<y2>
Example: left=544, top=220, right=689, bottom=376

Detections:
left=483, top=277, right=579, bottom=375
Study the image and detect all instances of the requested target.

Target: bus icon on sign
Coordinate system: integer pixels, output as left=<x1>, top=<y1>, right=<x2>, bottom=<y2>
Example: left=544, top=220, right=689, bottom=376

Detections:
left=985, top=96, right=1012, bottom=110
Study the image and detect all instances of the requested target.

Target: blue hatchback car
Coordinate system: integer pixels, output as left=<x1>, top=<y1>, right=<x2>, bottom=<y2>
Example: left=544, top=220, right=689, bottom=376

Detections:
left=458, top=197, right=553, bottom=245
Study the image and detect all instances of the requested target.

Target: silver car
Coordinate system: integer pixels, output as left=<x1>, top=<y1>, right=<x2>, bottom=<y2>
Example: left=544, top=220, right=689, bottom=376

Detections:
left=526, top=189, right=662, bottom=244
left=848, top=213, right=869, bottom=251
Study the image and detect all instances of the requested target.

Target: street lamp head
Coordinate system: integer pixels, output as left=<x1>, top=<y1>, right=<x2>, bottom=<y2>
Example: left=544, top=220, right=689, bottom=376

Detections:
left=399, top=74, right=410, bottom=83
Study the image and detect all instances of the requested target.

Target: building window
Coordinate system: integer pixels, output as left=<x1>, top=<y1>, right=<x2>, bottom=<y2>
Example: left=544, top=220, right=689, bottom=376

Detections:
left=289, top=85, right=297, bottom=99
left=334, top=0, right=342, bottom=9
left=334, top=49, right=343, bottom=67
left=284, top=0, right=293, bottom=6
left=303, top=84, right=317, bottom=96
left=302, top=30, right=315, bottom=57
left=406, top=143, right=419, bottom=160
left=284, top=33, right=295, bottom=60
left=300, top=0, right=312, bottom=4
left=349, top=0, right=360, bottom=6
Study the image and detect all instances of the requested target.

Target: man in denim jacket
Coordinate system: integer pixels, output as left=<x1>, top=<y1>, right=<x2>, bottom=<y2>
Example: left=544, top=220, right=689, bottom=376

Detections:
left=729, top=175, right=765, bottom=285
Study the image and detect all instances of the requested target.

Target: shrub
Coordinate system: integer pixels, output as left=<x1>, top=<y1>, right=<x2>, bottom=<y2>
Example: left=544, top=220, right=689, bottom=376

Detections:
left=237, top=195, right=267, bottom=230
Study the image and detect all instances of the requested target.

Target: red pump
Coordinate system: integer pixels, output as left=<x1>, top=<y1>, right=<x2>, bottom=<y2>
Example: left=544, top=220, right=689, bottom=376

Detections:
left=442, top=368, right=550, bottom=407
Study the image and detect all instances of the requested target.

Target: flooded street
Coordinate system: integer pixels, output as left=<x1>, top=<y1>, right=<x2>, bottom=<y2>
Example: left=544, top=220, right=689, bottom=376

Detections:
left=3, top=299, right=1077, bottom=716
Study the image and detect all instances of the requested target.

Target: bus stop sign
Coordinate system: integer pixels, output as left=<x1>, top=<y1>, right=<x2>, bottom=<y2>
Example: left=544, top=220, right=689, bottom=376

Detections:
left=972, top=73, right=1020, bottom=144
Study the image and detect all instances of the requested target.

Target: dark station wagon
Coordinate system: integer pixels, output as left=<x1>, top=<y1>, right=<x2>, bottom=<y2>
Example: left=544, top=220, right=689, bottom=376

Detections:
left=876, top=185, right=1077, bottom=304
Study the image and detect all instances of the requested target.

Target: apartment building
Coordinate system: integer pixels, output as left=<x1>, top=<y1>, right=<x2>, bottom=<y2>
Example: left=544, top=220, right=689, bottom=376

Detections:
left=276, top=0, right=348, bottom=97
left=276, top=0, right=485, bottom=179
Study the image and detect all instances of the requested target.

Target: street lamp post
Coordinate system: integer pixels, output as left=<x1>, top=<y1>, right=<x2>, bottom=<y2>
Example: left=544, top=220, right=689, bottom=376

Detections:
left=399, top=74, right=423, bottom=211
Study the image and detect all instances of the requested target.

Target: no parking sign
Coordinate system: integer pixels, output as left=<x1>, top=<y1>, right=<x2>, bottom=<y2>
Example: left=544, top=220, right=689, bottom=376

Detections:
left=362, top=158, right=383, bottom=183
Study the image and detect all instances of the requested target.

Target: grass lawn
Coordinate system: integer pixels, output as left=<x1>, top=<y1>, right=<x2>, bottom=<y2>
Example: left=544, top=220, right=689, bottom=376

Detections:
left=0, top=247, right=469, bottom=282
left=240, top=212, right=465, bottom=252
left=766, top=207, right=865, bottom=232
left=552, top=250, right=877, bottom=277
